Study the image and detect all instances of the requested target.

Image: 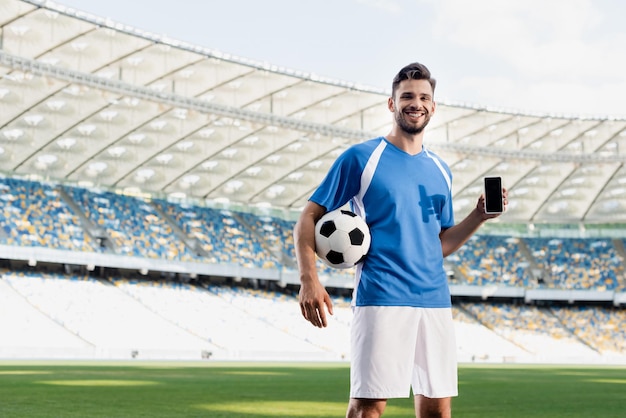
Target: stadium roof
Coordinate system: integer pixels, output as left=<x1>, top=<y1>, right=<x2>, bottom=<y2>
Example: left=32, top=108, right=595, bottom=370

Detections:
left=2, top=0, right=626, bottom=224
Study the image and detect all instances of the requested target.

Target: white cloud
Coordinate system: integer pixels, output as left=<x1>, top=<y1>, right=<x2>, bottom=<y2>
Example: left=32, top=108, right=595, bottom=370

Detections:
left=429, top=0, right=626, bottom=115
left=355, top=0, right=403, bottom=13
left=57, top=0, right=626, bottom=116
left=444, top=74, right=626, bottom=117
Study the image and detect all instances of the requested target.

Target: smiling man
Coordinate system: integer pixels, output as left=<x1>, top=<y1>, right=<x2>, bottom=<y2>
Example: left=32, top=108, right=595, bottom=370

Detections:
left=294, top=62, right=507, bottom=418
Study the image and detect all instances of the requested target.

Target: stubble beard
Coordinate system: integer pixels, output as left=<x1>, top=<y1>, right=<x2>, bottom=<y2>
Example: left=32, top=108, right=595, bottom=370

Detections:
left=395, top=110, right=431, bottom=135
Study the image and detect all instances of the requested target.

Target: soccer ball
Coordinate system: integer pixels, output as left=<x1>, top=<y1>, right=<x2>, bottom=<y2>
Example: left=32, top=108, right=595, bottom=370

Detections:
left=315, top=209, right=371, bottom=269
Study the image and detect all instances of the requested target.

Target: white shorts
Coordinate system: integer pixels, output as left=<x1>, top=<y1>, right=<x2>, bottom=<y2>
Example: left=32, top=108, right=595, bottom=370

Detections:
left=350, top=306, right=458, bottom=399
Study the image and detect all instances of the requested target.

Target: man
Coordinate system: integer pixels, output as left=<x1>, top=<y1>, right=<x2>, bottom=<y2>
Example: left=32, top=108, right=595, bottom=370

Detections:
left=293, top=62, right=507, bottom=418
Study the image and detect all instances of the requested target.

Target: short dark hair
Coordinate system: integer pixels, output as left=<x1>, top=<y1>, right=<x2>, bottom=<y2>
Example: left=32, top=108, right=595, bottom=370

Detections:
left=392, top=62, right=436, bottom=97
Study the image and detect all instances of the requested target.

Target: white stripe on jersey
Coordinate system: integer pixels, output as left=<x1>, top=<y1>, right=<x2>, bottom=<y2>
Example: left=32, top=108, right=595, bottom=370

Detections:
left=352, top=139, right=387, bottom=221
left=424, top=148, right=451, bottom=192
left=352, top=139, right=387, bottom=304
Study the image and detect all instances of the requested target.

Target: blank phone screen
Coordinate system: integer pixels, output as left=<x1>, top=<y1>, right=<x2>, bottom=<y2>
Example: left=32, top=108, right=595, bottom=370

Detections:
left=484, top=177, right=503, bottom=213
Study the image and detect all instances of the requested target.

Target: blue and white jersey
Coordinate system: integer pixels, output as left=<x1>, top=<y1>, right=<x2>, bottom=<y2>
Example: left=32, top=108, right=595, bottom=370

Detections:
left=310, top=137, right=454, bottom=308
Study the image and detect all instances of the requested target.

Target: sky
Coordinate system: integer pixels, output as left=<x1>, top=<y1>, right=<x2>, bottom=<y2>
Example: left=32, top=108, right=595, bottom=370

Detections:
left=55, top=0, right=626, bottom=118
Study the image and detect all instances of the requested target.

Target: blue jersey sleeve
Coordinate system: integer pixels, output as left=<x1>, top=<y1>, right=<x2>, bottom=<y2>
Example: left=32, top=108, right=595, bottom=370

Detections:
left=310, top=147, right=364, bottom=212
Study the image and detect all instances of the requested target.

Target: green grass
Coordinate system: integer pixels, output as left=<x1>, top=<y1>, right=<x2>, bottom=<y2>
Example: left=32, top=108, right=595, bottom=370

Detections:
left=0, top=362, right=625, bottom=417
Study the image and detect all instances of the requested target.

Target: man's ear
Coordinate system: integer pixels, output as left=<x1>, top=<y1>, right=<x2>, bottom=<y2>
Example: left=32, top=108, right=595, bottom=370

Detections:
left=387, top=97, right=395, bottom=112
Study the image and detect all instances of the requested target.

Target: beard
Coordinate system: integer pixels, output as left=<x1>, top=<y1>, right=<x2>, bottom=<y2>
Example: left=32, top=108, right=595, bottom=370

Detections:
left=395, top=109, right=432, bottom=135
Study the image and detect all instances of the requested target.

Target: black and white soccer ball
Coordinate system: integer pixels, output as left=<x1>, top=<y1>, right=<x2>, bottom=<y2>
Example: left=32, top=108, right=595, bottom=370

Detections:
left=314, top=209, right=371, bottom=269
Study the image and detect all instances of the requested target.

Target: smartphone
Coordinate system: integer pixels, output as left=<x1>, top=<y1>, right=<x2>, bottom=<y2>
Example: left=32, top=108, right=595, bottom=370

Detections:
left=484, top=176, right=503, bottom=214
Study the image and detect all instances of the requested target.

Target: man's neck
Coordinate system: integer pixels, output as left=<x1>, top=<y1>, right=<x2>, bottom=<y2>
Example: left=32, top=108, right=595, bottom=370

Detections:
left=385, top=130, right=424, bottom=155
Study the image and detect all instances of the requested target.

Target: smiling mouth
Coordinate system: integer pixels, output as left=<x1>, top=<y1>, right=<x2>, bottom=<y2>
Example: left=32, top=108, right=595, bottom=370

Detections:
left=405, top=110, right=425, bottom=120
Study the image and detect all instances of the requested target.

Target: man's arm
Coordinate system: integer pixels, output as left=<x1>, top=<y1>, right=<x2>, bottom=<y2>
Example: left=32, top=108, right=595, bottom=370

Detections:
left=293, top=201, right=333, bottom=328
left=440, top=188, right=508, bottom=257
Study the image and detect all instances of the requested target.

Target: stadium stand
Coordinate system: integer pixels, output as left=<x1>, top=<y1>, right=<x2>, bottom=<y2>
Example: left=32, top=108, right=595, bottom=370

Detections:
left=235, top=210, right=355, bottom=280
left=450, top=235, right=534, bottom=287
left=460, top=303, right=601, bottom=362
left=2, top=266, right=625, bottom=363
left=526, top=237, right=624, bottom=290
left=0, top=0, right=625, bottom=365
left=112, top=277, right=341, bottom=360
left=0, top=178, right=95, bottom=252
left=153, top=200, right=280, bottom=269
left=0, top=277, right=92, bottom=358
left=2, top=270, right=213, bottom=359
left=68, top=186, right=198, bottom=261
left=550, top=305, right=626, bottom=355
left=452, top=306, right=531, bottom=362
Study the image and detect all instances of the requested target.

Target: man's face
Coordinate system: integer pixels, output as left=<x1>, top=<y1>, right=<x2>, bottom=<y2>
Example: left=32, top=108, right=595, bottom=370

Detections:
left=389, top=79, right=436, bottom=135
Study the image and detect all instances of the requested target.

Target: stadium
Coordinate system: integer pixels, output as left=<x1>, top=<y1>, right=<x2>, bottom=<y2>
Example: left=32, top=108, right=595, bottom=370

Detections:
left=1, top=0, right=626, bottom=395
